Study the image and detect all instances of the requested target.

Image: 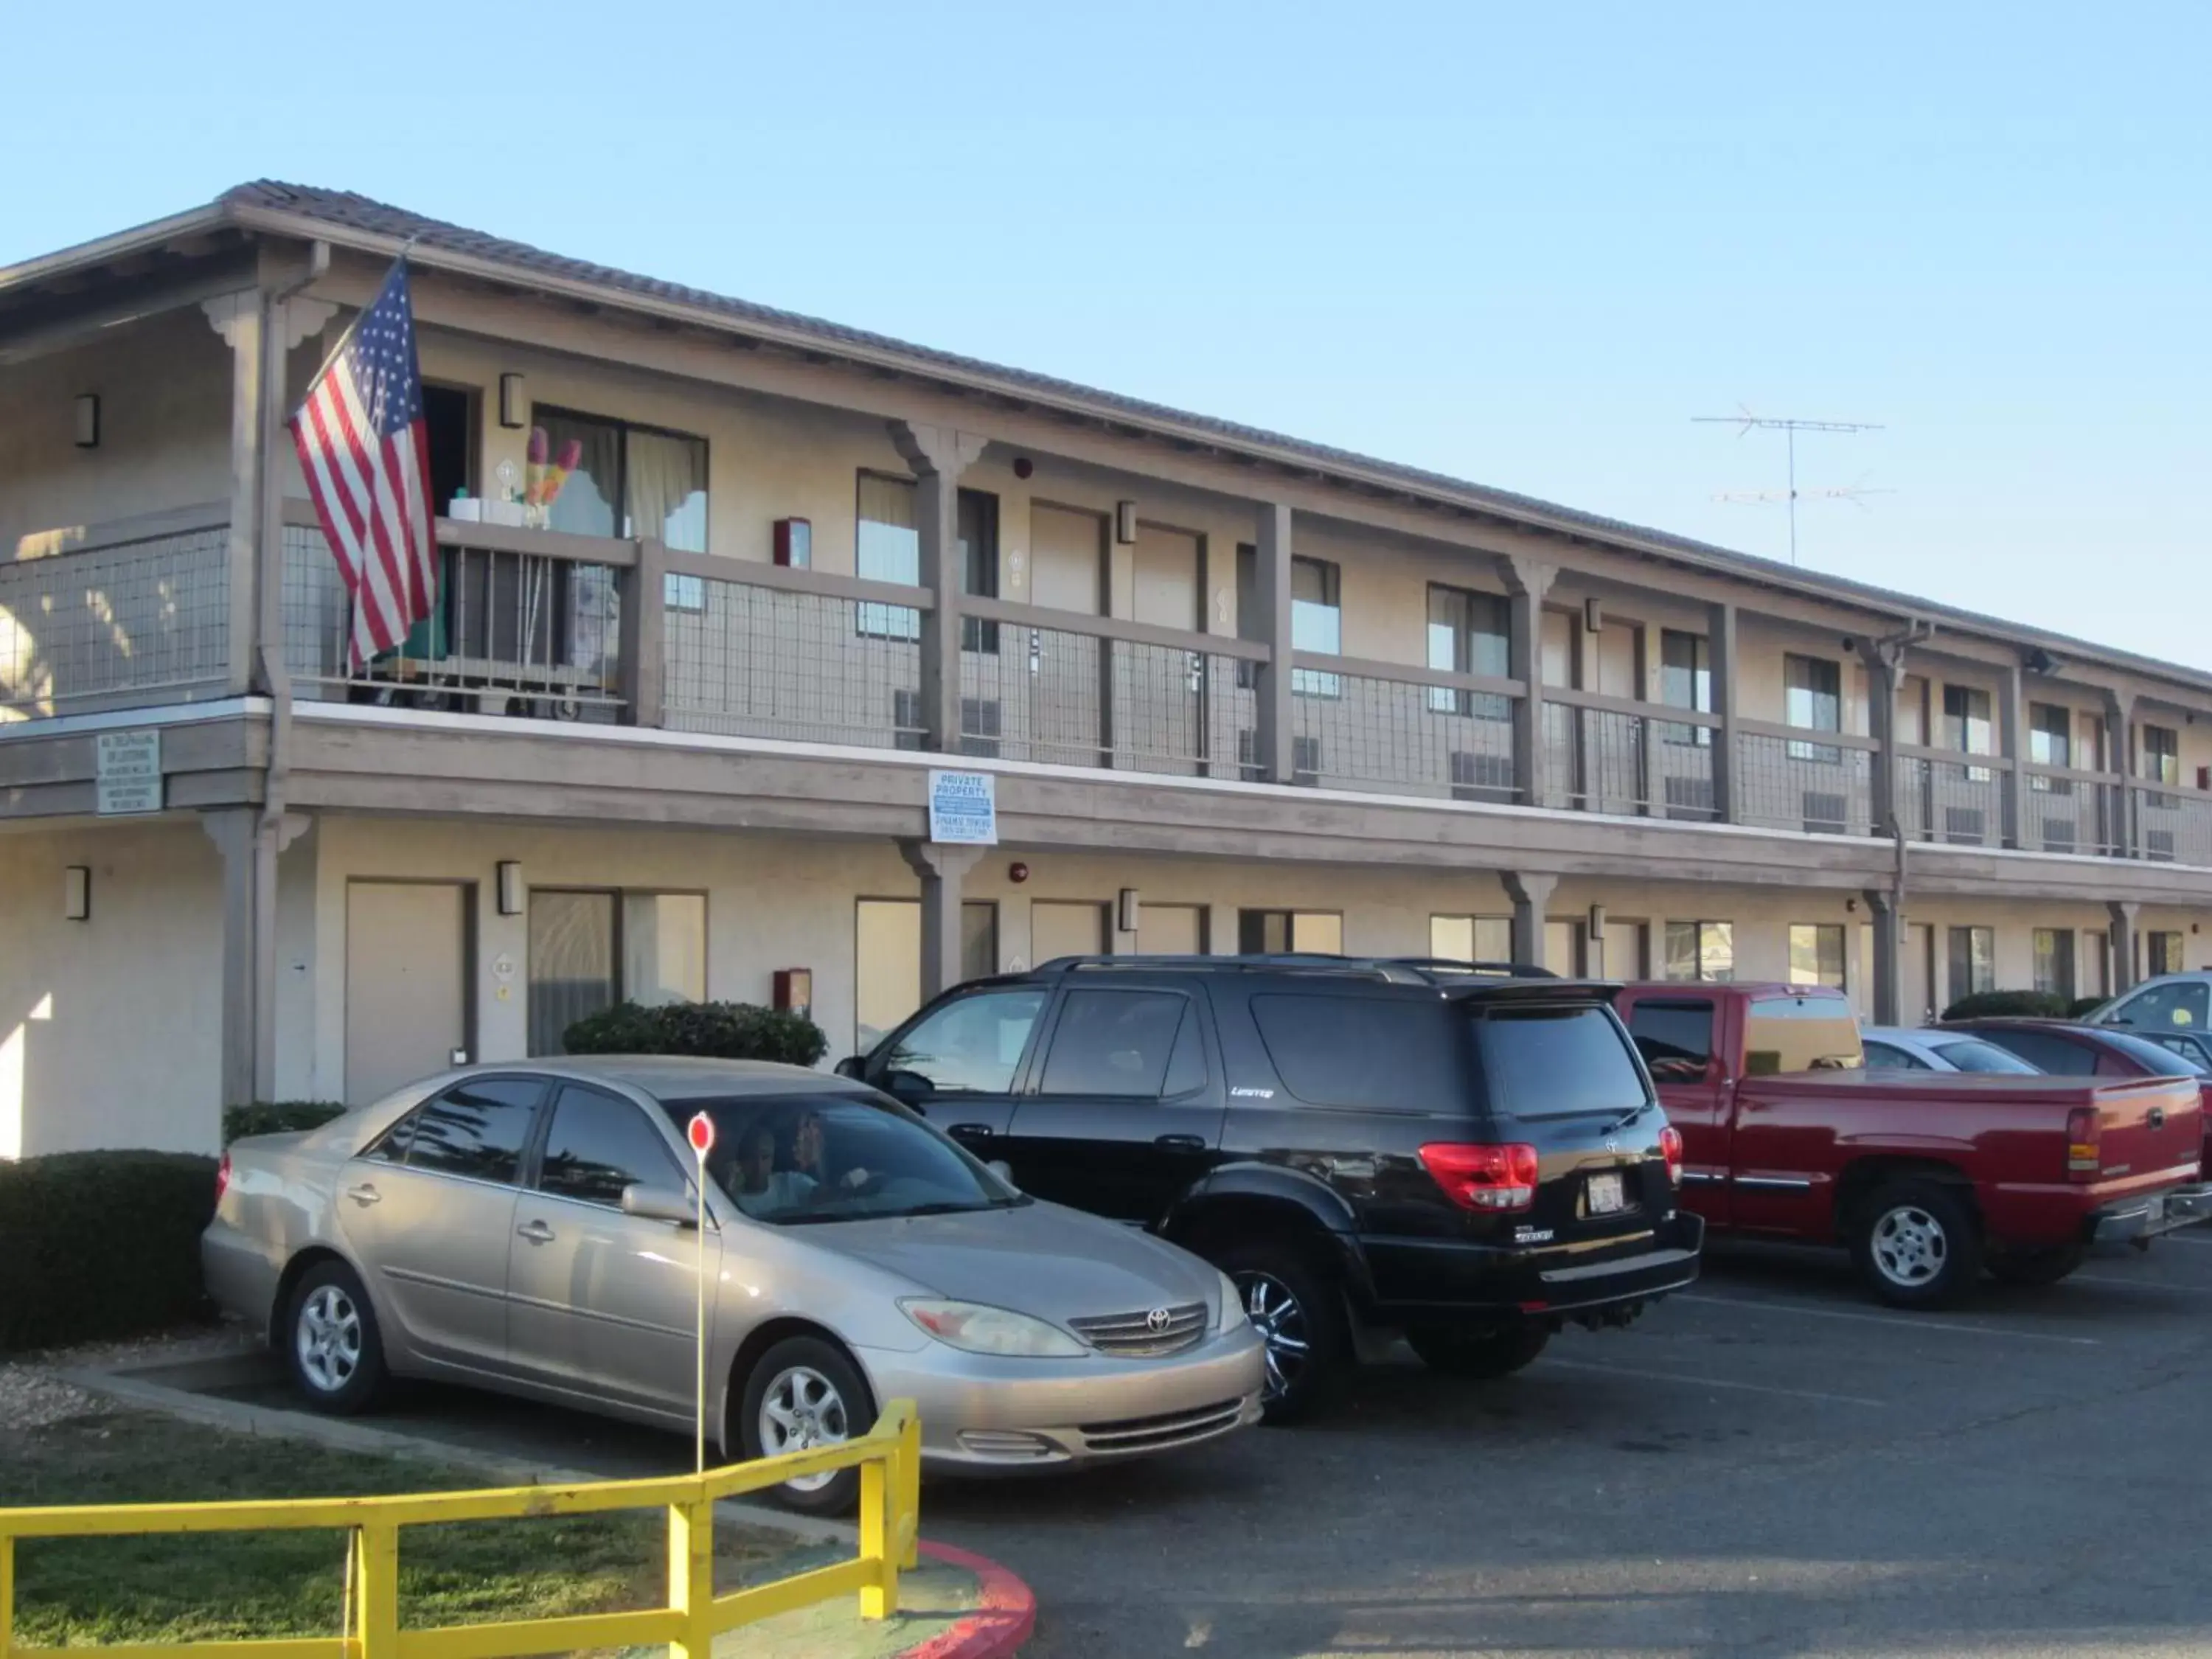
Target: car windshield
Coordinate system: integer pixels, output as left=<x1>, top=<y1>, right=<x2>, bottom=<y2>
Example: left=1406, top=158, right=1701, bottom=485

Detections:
left=2102, top=1030, right=2212, bottom=1076
left=662, top=1093, right=1023, bottom=1225
left=1927, top=1037, right=2041, bottom=1075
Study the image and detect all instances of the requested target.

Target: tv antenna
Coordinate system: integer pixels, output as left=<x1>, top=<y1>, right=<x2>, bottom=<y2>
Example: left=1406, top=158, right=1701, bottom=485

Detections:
left=1694, top=406, right=1885, bottom=566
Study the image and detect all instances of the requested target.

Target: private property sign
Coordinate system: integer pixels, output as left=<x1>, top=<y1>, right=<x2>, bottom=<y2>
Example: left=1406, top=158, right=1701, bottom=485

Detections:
left=94, top=730, right=162, bottom=816
left=928, top=769, right=998, bottom=845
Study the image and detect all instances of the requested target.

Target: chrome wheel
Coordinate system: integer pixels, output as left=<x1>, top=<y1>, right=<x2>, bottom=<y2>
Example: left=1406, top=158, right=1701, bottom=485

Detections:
left=1237, top=1272, right=1311, bottom=1402
left=294, top=1284, right=363, bottom=1395
left=756, top=1364, right=852, bottom=1493
left=1871, top=1204, right=1949, bottom=1288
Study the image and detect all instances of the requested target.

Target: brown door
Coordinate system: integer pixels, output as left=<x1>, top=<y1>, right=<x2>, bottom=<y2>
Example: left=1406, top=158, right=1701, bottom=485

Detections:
left=345, top=881, right=469, bottom=1105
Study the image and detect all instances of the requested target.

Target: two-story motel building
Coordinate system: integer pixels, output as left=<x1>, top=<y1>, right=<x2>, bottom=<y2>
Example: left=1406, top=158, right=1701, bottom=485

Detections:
left=6, top=181, right=2211, bottom=1157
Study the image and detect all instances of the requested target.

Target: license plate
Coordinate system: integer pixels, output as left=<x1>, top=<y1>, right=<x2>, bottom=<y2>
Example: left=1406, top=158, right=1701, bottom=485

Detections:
left=1587, top=1172, right=1626, bottom=1215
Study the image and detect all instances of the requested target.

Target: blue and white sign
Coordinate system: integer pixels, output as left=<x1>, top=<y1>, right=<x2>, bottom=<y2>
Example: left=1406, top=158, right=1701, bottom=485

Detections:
left=928, top=769, right=998, bottom=846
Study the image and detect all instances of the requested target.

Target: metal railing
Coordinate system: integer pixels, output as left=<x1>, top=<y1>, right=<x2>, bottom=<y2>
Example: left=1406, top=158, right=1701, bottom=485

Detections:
left=2023, top=766, right=2124, bottom=856
left=1, top=522, right=229, bottom=719
left=0, top=1402, right=921, bottom=1659
left=2136, top=782, right=2212, bottom=866
left=958, top=625, right=1256, bottom=775
left=1899, top=750, right=2006, bottom=847
left=282, top=518, right=626, bottom=720
left=1735, top=725, right=1874, bottom=836
left=1291, top=661, right=1519, bottom=800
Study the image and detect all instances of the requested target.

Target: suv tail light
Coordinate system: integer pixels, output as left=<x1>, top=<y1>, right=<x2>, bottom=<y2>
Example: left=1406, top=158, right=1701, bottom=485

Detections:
left=1658, top=1125, right=1684, bottom=1187
left=1419, top=1142, right=1540, bottom=1212
left=2065, top=1107, right=2101, bottom=1180
left=215, top=1151, right=232, bottom=1206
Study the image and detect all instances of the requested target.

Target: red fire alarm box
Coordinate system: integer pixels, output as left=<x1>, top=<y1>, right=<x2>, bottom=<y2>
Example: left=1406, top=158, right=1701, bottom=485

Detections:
left=773, top=967, right=813, bottom=1020
left=773, top=518, right=812, bottom=568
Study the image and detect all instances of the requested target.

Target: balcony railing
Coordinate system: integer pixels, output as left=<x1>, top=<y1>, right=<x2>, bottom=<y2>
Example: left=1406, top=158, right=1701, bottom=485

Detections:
left=1, top=513, right=231, bottom=720
left=15, top=502, right=2212, bottom=875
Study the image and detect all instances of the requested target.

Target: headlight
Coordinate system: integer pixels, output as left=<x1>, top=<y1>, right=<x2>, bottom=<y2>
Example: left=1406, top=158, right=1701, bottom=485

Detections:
left=900, top=1298, right=1085, bottom=1357
left=1216, top=1270, right=1248, bottom=1332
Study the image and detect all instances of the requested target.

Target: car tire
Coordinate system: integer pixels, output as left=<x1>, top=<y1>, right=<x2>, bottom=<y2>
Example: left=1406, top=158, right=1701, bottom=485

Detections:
left=1405, top=1324, right=1551, bottom=1380
left=1851, top=1179, right=1984, bottom=1309
left=283, top=1259, right=388, bottom=1415
left=1214, top=1242, right=1350, bottom=1425
left=738, top=1336, right=875, bottom=1517
left=1986, top=1243, right=2086, bottom=1288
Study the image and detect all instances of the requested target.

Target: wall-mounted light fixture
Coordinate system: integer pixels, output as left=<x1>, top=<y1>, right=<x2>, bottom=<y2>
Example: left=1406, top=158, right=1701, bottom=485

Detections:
left=1586, top=902, right=1606, bottom=940
left=498, top=374, right=527, bottom=429
left=496, top=860, right=523, bottom=916
left=1117, top=888, right=1142, bottom=933
left=63, top=866, right=91, bottom=922
left=1583, top=597, right=1603, bottom=633
left=74, top=394, right=100, bottom=449
left=773, top=968, right=814, bottom=1020
left=1114, top=501, right=1138, bottom=545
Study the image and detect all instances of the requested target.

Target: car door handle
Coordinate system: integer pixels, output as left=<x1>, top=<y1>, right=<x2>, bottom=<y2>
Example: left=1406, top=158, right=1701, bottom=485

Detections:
left=344, top=1183, right=380, bottom=1207
left=516, top=1220, right=556, bottom=1245
left=948, top=1123, right=995, bottom=1140
left=1154, top=1134, right=1208, bottom=1152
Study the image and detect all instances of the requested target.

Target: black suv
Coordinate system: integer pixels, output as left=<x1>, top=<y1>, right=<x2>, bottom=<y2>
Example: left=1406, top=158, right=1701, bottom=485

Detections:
left=840, top=954, right=1704, bottom=1420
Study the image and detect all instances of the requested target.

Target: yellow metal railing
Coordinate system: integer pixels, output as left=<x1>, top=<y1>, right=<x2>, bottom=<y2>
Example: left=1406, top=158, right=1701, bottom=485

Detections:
left=0, top=1400, right=922, bottom=1659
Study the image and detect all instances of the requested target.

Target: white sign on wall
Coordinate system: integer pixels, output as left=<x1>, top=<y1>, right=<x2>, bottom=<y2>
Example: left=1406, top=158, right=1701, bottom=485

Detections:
left=928, top=769, right=998, bottom=845
left=95, top=730, right=163, bottom=816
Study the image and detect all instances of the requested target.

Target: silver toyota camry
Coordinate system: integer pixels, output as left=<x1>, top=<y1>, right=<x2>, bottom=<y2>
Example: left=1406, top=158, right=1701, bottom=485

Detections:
left=204, top=1057, right=1265, bottom=1512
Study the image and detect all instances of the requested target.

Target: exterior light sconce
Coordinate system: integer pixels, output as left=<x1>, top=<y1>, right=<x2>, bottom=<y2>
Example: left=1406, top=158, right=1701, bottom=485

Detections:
left=63, top=866, right=91, bottom=921
left=1118, top=888, right=1142, bottom=933
left=74, top=394, right=100, bottom=448
left=1114, top=501, right=1138, bottom=545
left=495, top=860, right=523, bottom=916
left=1582, top=597, right=1603, bottom=633
left=498, top=374, right=526, bottom=429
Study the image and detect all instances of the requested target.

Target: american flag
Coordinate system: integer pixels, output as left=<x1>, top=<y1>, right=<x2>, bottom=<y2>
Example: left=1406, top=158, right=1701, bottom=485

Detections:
left=292, top=260, right=437, bottom=668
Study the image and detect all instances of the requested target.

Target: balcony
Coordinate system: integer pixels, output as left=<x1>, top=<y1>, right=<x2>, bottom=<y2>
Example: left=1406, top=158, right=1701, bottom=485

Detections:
left=5, top=504, right=2202, bottom=876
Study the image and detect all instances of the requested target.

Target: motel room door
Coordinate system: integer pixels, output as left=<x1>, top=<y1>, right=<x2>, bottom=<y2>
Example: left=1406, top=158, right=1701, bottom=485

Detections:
left=346, top=880, right=470, bottom=1105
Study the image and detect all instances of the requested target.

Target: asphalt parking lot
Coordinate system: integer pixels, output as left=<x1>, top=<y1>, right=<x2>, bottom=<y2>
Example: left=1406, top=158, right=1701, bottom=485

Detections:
left=206, top=1231, right=2212, bottom=1658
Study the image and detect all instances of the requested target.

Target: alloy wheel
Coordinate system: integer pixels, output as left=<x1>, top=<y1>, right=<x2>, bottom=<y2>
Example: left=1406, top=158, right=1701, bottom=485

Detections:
left=295, top=1284, right=363, bottom=1394
left=1236, top=1271, right=1311, bottom=1401
left=1871, top=1204, right=1949, bottom=1288
left=756, top=1364, right=852, bottom=1492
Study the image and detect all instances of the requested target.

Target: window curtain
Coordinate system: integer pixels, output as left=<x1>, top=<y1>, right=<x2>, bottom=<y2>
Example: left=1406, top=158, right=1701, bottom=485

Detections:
left=625, top=430, right=707, bottom=552
left=529, top=891, right=616, bottom=1055
left=536, top=413, right=622, bottom=540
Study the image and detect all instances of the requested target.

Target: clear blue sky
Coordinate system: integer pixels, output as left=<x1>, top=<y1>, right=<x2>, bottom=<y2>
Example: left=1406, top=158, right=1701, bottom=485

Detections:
left=7, top=2, right=2206, bottom=665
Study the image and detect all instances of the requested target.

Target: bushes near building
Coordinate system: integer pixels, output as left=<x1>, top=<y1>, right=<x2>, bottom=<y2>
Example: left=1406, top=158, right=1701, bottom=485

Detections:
left=0, top=1151, right=218, bottom=1353
left=1938, top=990, right=2072, bottom=1021
left=223, top=1101, right=347, bottom=1144
left=563, top=1001, right=828, bottom=1068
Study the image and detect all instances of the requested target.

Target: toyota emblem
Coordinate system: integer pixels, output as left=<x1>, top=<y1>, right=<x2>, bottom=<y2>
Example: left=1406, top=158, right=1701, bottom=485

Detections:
left=1144, top=1307, right=1173, bottom=1334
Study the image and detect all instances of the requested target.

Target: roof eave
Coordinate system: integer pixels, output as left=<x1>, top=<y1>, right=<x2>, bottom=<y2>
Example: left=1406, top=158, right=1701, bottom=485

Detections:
left=0, top=202, right=236, bottom=299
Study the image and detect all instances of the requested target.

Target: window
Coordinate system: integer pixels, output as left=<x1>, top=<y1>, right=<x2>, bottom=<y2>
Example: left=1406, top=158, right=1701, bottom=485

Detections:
left=1238, top=910, right=1343, bottom=954
left=1659, top=630, right=1713, bottom=747
left=535, top=408, right=708, bottom=552
left=536, top=1085, right=686, bottom=1207
left=1425, top=585, right=1511, bottom=719
left=529, top=891, right=706, bottom=1057
left=1946, top=927, right=1995, bottom=1001
left=2028, top=703, right=2073, bottom=796
left=880, top=989, right=1048, bottom=1094
left=1924, top=1038, right=2040, bottom=1075
left=1784, top=654, right=1843, bottom=764
left=2111, top=978, right=2210, bottom=1032
left=1431, top=914, right=1513, bottom=965
left=1788, top=924, right=1847, bottom=990
left=959, top=489, right=1000, bottom=653
left=1943, top=684, right=1995, bottom=782
left=2143, top=1032, right=2212, bottom=1074
left=1624, top=1001, right=1714, bottom=1082
left=2033, top=928, right=2076, bottom=1001
left=854, top=898, right=1000, bottom=1051
left=1478, top=1006, right=1649, bottom=1118
left=1862, top=1040, right=1928, bottom=1070
left=1663, top=921, right=1734, bottom=983
left=2141, top=725, right=2180, bottom=788
left=2149, top=931, right=2186, bottom=978
left=856, top=471, right=922, bottom=640
left=1975, top=1028, right=2095, bottom=1076
left=1742, top=998, right=1863, bottom=1074
left=681, top=1093, right=1016, bottom=1225
left=394, top=1078, right=544, bottom=1184
left=1248, top=995, right=1466, bottom=1112
left=1290, top=557, right=1340, bottom=698
left=1039, top=990, right=1200, bottom=1098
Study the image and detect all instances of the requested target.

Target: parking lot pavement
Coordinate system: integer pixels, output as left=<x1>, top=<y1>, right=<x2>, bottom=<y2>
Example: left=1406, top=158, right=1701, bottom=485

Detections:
left=198, top=1232, right=2212, bottom=1658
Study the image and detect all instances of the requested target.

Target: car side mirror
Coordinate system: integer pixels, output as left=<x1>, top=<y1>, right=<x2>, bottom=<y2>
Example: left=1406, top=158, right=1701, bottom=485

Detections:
left=835, top=1055, right=866, bottom=1079
left=986, top=1159, right=1015, bottom=1184
left=621, top=1182, right=698, bottom=1228
left=881, top=1069, right=935, bottom=1105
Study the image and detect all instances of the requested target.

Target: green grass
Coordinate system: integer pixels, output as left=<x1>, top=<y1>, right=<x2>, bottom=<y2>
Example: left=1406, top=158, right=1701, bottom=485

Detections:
left=0, top=1411, right=783, bottom=1648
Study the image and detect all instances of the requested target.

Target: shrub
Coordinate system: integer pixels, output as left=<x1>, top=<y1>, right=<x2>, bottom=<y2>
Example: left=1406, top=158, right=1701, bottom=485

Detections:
left=1941, top=989, right=2070, bottom=1022
left=223, top=1101, right=347, bottom=1144
left=0, top=1151, right=220, bottom=1354
left=563, top=1001, right=828, bottom=1068
left=2067, top=995, right=2111, bottom=1020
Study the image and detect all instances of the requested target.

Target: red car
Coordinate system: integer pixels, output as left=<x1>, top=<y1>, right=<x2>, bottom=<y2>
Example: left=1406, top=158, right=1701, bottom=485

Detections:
left=1613, top=983, right=2211, bottom=1307
left=1943, top=1017, right=2212, bottom=1172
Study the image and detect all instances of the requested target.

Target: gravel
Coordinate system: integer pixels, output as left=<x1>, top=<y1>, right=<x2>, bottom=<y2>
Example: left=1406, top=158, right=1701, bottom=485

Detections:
left=1, top=1325, right=257, bottom=1436
left=0, top=1365, right=103, bottom=1433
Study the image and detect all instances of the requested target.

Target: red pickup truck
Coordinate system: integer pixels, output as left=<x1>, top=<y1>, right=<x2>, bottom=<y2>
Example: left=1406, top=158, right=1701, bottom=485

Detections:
left=1614, top=982, right=2212, bottom=1307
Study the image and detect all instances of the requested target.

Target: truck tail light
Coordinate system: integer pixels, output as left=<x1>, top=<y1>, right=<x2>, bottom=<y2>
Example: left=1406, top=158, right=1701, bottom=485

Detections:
left=1420, top=1142, right=1540, bottom=1212
left=1659, top=1125, right=1684, bottom=1187
left=215, top=1151, right=232, bottom=1205
left=2065, top=1107, right=2101, bottom=1181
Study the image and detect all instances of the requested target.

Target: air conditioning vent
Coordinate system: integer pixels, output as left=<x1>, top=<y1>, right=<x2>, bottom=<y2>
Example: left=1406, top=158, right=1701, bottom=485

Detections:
left=2146, top=829, right=2177, bottom=863
left=1802, top=790, right=1848, bottom=835
left=1236, top=727, right=1263, bottom=782
left=1293, top=736, right=1321, bottom=787
left=2041, top=818, right=2077, bottom=854
left=1943, top=806, right=1987, bottom=845
left=1450, top=750, right=1515, bottom=803
left=892, top=688, right=925, bottom=752
left=1665, top=776, right=1717, bottom=819
left=958, top=698, right=1002, bottom=759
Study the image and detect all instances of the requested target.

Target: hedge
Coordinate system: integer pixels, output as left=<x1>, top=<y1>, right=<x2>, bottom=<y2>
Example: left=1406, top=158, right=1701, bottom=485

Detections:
left=0, top=1151, right=219, bottom=1354
left=563, top=1001, right=828, bottom=1068
left=223, top=1101, right=347, bottom=1144
left=2067, top=995, right=2111, bottom=1019
left=1940, top=989, right=2070, bottom=1022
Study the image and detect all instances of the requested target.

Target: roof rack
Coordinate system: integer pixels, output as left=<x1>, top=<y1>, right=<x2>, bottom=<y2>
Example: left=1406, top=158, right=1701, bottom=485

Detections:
left=1029, top=953, right=1559, bottom=985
